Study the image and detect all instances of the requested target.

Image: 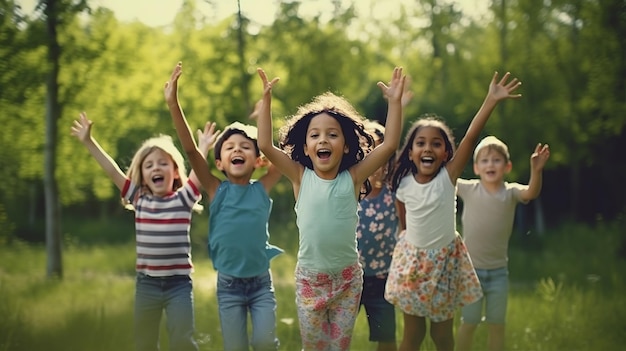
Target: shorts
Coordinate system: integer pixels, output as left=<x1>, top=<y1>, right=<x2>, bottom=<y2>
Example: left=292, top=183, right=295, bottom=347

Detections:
left=461, top=267, right=509, bottom=325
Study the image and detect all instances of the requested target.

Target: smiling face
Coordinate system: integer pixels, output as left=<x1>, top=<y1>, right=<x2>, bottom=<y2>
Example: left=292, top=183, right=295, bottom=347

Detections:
left=408, top=126, right=450, bottom=183
left=473, top=148, right=511, bottom=185
left=140, top=148, right=179, bottom=197
left=303, top=113, right=349, bottom=179
left=215, top=133, right=259, bottom=182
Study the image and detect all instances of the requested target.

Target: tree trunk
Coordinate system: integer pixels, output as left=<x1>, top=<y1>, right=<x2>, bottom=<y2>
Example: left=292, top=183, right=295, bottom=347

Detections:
left=44, top=0, right=63, bottom=279
left=236, top=0, right=250, bottom=113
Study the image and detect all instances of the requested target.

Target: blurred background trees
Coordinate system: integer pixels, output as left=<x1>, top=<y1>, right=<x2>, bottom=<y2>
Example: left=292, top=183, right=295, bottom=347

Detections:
left=1, top=0, right=624, bottom=273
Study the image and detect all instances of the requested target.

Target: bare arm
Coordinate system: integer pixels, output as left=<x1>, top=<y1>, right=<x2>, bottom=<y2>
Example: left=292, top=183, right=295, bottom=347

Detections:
left=258, top=162, right=283, bottom=194
left=164, top=62, right=221, bottom=200
left=352, top=67, right=406, bottom=187
left=249, top=99, right=284, bottom=193
left=520, top=143, right=550, bottom=202
left=255, top=68, right=303, bottom=192
left=446, top=72, right=522, bottom=182
left=70, top=112, right=127, bottom=191
left=396, top=200, right=406, bottom=232
left=187, top=122, right=221, bottom=196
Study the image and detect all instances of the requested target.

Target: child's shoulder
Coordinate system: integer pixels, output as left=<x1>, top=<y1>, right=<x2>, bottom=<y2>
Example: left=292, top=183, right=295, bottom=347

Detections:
left=457, top=178, right=481, bottom=186
left=503, top=181, right=528, bottom=193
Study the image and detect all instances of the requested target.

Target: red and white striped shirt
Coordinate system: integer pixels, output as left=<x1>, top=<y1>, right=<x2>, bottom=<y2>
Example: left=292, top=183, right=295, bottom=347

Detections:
left=122, top=179, right=201, bottom=277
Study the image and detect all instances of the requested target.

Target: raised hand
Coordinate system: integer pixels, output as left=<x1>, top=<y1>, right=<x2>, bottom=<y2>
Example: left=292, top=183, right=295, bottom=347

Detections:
left=70, top=112, right=93, bottom=143
left=256, top=68, right=280, bottom=100
left=196, top=121, right=221, bottom=154
left=377, top=67, right=406, bottom=103
left=164, top=62, right=183, bottom=106
left=249, top=99, right=263, bottom=120
left=488, top=71, right=522, bottom=101
left=401, top=75, right=414, bottom=108
left=530, top=143, right=550, bottom=171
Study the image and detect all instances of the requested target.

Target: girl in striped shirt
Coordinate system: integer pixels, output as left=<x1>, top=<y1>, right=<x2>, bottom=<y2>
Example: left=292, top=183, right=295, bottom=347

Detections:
left=71, top=112, right=212, bottom=351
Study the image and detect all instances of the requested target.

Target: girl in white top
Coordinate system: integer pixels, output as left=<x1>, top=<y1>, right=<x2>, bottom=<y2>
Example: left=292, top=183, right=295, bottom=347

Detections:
left=385, top=72, right=523, bottom=351
left=255, top=67, right=405, bottom=350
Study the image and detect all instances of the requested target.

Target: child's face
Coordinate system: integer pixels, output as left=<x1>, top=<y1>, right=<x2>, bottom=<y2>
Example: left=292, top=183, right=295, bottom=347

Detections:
left=304, top=113, right=348, bottom=179
left=408, top=126, right=449, bottom=183
left=141, top=148, right=179, bottom=197
left=215, top=133, right=259, bottom=180
left=473, top=148, right=511, bottom=183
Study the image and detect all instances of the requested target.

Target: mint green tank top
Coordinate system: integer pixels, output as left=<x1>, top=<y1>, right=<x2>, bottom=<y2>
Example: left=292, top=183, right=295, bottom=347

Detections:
left=295, top=168, right=359, bottom=272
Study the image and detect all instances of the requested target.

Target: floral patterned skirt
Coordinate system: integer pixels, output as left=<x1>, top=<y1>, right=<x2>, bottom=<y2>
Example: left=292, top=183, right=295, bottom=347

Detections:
left=384, top=233, right=482, bottom=322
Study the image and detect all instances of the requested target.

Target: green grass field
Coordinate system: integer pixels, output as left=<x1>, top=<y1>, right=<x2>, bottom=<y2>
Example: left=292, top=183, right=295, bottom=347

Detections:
left=0, top=219, right=624, bottom=350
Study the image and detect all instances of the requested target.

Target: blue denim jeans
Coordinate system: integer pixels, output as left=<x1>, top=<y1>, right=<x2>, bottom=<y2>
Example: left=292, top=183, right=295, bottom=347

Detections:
left=359, top=275, right=396, bottom=342
left=461, top=267, right=509, bottom=325
left=134, top=273, right=198, bottom=351
left=216, top=270, right=279, bottom=351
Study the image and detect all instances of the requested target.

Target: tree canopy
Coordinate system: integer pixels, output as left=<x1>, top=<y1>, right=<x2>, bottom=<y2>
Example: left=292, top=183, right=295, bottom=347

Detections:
left=1, top=0, right=624, bottom=243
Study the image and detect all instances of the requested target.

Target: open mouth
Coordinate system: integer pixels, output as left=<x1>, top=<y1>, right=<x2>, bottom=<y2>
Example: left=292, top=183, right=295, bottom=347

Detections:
left=232, top=156, right=245, bottom=165
left=420, top=156, right=434, bottom=166
left=152, top=175, right=165, bottom=185
left=317, top=149, right=331, bottom=159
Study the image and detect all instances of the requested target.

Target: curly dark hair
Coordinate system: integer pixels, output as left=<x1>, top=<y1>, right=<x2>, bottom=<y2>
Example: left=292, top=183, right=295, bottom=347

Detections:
left=278, top=92, right=375, bottom=198
left=390, top=114, right=455, bottom=192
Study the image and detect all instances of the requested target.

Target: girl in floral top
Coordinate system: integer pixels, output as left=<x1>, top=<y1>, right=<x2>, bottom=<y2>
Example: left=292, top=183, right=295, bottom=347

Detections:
left=356, top=120, right=400, bottom=351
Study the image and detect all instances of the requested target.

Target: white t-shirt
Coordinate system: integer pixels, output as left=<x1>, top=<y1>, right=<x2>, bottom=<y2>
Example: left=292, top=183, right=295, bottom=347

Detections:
left=396, top=168, right=457, bottom=249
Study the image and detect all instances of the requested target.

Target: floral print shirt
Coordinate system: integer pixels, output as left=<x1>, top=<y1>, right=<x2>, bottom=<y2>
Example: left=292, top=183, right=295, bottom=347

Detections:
left=357, top=185, right=398, bottom=277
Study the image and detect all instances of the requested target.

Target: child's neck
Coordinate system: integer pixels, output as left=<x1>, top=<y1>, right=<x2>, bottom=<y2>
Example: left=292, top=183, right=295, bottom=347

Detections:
left=365, top=185, right=383, bottom=199
left=226, top=174, right=253, bottom=185
left=313, top=168, right=340, bottom=180
left=479, top=178, right=505, bottom=194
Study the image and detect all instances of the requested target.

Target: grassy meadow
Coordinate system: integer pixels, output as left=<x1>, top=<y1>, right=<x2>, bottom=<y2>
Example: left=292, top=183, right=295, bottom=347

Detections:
left=0, top=216, right=625, bottom=351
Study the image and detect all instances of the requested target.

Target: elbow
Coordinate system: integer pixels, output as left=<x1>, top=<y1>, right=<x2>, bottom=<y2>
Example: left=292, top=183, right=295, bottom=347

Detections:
left=258, top=140, right=272, bottom=153
left=184, top=148, right=202, bottom=159
left=184, top=147, right=198, bottom=155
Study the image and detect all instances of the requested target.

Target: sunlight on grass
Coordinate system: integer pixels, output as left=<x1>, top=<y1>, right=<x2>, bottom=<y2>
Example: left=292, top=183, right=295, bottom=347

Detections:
left=1, top=219, right=625, bottom=350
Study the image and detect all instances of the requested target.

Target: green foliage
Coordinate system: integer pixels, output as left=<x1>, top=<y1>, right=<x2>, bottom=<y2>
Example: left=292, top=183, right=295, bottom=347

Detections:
left=0, top=219, right=625, bottom=350
left=2, top=0, right=625, bottom=235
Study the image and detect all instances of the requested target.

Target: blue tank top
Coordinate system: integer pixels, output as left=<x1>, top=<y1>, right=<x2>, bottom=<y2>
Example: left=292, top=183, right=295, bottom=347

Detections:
left=209, top=180, right=283, bottom=277
left=295, top=168, right=359, bottom=272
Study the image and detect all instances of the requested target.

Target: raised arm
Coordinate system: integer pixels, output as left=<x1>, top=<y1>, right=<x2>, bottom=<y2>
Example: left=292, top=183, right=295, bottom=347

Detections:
left=255, top=68, right=303, bottom=185
left=249, top=99, right=283, bottom=193
left=164, top=62, right=221, bottom=199
left=70, top=112, right=127, bottom=191
left=520, top=143, right=550, bottom=202
left=447, top=71, right=522, bottom=181
left=352, top=66, right=405, bottom=186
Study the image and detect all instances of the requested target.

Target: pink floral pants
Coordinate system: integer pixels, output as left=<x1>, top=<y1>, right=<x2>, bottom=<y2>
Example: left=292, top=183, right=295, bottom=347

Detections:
left=295, top=262, right=363, bottom=351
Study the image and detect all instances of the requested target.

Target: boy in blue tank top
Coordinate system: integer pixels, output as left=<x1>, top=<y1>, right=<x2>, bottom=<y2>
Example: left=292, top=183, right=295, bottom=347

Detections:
left=164, top=62, right=283, bottom=351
